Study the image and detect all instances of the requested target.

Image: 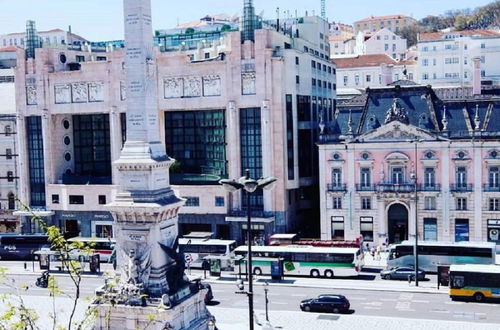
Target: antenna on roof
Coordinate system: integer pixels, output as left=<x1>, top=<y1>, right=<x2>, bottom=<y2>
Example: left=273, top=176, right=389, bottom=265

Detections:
left=321, top=0, right=326, bottom=20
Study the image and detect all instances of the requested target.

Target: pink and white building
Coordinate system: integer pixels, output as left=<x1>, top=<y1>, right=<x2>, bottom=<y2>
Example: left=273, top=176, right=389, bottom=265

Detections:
left=318, top=83, right=500, bottom=246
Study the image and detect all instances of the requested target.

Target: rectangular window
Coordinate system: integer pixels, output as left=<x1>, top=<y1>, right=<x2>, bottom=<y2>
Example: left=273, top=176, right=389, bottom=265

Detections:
left=295, top=75, right=300, bottom=84
left=6, top=148, right=12, bottom=160
left=332, top=197, right=342, bottom=209
left=422, top=59, right=428, bottom=66
left=297, top=95, right=311, bottom=122
left=98, top=195, right=106, bottom=205
left=391, top=167, right=404, bottom=183
left=360, top=217, right=373, bottom=242
left=311, top=60, right=316, bottom=69
left=26, top=116, right=46, bottom=207
left=240, top=108, right=263, bottom=210
left=355, top=75, right=359, bottom=86
left=69, top=195, right=84, bottom=205
left=424, top=167, right=435, bottom=187
left=96, top=56, right=107, bottom=61
left=286, top=95, right=294, bottom=180
left=7, top=171, right=13, bottom=182
left=366, top=75, right=371, bottom=82
left=489, top=166, right=499, bottom=188
left=456, top=167, right=467, bottom=187
left=312, top=78, right=316, bottom=86
left=424, top=196, right=436, bottom=210
left=455, top=219, right=469, bottom=242
left=72, top=114, right=112, bottom=180
left=331, top=216, right=344, bottom=240
left=481, top=43, right=486, bottom=49
left=76, top=55, right=85, bottom=62
left=423, top=218, right=437, bottom=241
left=343, top=76, right=348, bottom=86
left=52, top=194, right=59, bottom=204
left=456, top=197, right=467, bottom=211
left=184, top=197, right=200, bottom=207
left=215, top=196, right=224, bottom=207
left=165, top=110, right=227, bottom=184
left=295, top=56, right=299, bottom=65
left=384, top=44, right=389, bottom=51
left=490, top=198, right=500, bottom=211
left=331, top=168, right=342, bottom=186
left=360, top=168, right=371, bottom=188
left=204, top=53, right=210, bottom=59
left=361, top=197, right=371, bottom=210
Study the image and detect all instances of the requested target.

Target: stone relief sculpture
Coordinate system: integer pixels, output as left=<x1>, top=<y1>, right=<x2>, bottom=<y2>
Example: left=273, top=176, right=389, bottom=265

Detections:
left=54, top=84, right=71, bottom=104
left=26, top=85, right=37, bottom=105
left=163, top=77, right=183, bottom=98
left=72, top=82, right=88, bottom=103
left=88, top=81, right=104, bottom=102
left=183, top=76, right=202, bottom=98
left=384, top=98, right=409, bottom=124
left=241, top=72, right=256, bottom=95
left=202, top=75, right=221, bottom=96
left=120, top=81, right=127, bottom=101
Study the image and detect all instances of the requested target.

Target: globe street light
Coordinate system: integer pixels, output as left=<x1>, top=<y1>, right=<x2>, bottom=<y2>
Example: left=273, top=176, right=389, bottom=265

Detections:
left=220, top=169, right=277, bottom=330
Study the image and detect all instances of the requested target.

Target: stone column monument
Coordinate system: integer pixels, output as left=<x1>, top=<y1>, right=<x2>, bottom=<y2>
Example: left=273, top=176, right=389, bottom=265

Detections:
left=92, top=1, right=212, bottom=329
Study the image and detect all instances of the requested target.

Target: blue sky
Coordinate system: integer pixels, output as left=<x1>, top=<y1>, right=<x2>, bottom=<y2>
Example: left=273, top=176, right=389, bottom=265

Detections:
left=0, top=0, right=493, bottom=40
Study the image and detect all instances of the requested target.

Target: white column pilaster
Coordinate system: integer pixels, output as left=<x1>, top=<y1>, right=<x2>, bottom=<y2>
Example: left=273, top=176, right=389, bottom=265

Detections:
left=346, top=145, right=356, bottom=237
left=109, top=106, right=121, bottom=185
left=319, top=146, right=328, bottom=240
left=441, top=145, right=451, bottom=241
left=261, top=99, right=273, bottom=212
left=226, top=101, right=240, bottom=210
left=473, top=143, right=483, bottom=241
left=377, top=199, right=386, bottom=245
left=409, top=199, right=416, bottom=239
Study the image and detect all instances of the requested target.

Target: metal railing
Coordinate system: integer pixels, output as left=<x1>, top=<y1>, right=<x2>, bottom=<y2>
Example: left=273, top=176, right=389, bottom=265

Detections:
left=327, top=183, right=347, bottom=192
left=417, top=184, right=441, bottom=191
left=376, top=182, right=415, bottom=193
left=450, top=184, right=473, bottom=192
left=483, top=184, right=500, bottom=192
left=355, top=184, right=376, bottom=191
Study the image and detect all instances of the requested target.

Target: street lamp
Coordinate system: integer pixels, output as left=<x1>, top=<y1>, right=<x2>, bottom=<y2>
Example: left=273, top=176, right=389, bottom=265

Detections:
left=220, top=169, right=277, bottom=330
left=412, top=140, right=421, bottom=287
left=264, top=281, right=269, bottom=322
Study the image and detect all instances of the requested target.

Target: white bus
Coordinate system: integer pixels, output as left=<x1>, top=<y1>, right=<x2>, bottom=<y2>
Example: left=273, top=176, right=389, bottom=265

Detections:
left=387, top=241, right=496, bottom=272
left=68, top=237, right=116, bottom=262
left=234, top=245, right=364, bottom=278
left=178, top=238, right=237, bottom=270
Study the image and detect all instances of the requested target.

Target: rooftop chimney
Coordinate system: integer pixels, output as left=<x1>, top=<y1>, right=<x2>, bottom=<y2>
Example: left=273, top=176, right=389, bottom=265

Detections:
left=472, top=57, right=481, bottom=95
left=380, top=63, right=393, bottom=86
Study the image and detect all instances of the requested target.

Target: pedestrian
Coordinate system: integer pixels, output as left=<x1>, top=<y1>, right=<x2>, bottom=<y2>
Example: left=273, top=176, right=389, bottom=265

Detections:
left=376, top=246, right=381, bottom=261
left=365, top=242, right=370, bottom=253
left=370, top=247, right=376, bottom=259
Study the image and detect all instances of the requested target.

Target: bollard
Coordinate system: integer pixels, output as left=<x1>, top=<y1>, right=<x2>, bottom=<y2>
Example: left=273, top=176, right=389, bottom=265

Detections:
left=408, top=274, right=412, bottom=285
left=24, top=262, right=27, bottom=270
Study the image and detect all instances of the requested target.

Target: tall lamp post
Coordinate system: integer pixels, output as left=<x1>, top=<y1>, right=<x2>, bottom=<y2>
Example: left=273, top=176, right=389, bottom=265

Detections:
left=220, top=169, right=277, bottom=330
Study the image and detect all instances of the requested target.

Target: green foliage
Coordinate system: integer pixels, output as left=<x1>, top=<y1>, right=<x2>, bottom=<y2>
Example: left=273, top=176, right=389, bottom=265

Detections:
left=221, top=24, right=232, bottom=32
left=169, top=160, right=182, bottom=174
left=185, top=27, right=195, bottom=34
left=396, top=24, right=421, bottom=47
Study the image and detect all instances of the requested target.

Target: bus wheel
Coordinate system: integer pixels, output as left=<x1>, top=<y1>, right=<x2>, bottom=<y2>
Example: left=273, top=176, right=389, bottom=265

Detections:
left=473, top=292, right=484, bottom=302
left=324, top=270, right=334, bottom=278
left=310, top=269, right=320, bottom=278
left=253, top=267, right=262, bottom=275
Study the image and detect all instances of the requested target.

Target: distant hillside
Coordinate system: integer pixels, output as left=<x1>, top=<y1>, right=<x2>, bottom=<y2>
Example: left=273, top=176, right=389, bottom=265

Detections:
left=397, top=1, right=500, bottom=46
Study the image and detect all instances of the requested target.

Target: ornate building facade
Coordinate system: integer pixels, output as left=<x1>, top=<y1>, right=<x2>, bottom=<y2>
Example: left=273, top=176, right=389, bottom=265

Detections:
left=318, top=83, right=500, bottom=246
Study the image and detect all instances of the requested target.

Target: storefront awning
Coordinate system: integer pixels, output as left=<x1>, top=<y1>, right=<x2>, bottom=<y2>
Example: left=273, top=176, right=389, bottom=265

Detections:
left=225, top=216, right=275, bottom=223
left=13, top=210, right=55, bottom=217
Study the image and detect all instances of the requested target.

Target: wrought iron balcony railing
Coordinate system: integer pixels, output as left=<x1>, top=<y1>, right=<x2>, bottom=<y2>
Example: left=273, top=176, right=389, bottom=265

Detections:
left=327, top=183, right=347, bottom=192
left=450, top=184, right=473, bottom=192
left=376, top=182, right=415, bottom=193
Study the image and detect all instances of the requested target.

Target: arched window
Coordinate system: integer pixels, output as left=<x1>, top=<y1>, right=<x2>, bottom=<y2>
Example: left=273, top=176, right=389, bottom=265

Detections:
left=8, top=193, right=15, bottom=210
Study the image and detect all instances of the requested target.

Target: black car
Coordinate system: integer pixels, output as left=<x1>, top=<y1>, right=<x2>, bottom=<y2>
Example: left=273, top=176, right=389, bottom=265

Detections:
left=380, top=267, right=426, bottom=280
left=300, top=294, right=350, bottom=313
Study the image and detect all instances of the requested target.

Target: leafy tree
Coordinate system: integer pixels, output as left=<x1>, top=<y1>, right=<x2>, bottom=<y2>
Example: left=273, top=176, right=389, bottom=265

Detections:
left=185, top=28, right=195, bottom=34
left=397, top=24, right=421, bottom=47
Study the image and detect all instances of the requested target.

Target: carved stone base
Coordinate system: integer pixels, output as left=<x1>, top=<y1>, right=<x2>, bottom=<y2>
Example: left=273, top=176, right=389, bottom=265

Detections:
left=92, top=290, right=212, bottom=330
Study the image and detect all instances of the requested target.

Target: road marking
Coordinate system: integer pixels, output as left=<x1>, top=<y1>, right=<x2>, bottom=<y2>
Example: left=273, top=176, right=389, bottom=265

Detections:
left=430, top=309, right=450, bottom=314
left=361, top=302, right=382, bottom=306
left=445, top=301, right=464, bottom=305
left=412, top=300, right=430, bottom=303
left=363, top=306, right=381, bottom=310
left=270, top=302, right=288, bottom=305
left=398, top=293, right=413, bottom=301
left=291, top=294, right=307, bottom=297
left=379, top=298, right=397, bottom=302
left=348, top=297, right=368, bottom=301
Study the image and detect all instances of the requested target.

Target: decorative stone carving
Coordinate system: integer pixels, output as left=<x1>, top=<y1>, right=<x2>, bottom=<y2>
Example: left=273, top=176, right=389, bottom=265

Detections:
left=163, top=77, right=183, bottom=99
left=72, top=82, right=88, bottom=103
left=241, top=72, right=256, bottom=95
left=202, top=75, right=221, bottom=96
left=120, top=81, right=127, bottom=101
left=384, top=98, right=409, bottom=124
left=26, top=85, right=37, bottom=105
left=183, top=76, right=202, bottom=98
left=54, top=84, right=71, bottom=104
left=88, top=81, right=104, bottom=102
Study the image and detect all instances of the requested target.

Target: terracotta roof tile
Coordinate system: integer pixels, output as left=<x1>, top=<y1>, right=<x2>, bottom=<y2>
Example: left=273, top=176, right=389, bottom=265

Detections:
left=332, top=54, right=397, bottom=69
left=0, top=46, right=19, bottom=52
left=355, top=14, right=412, bottom=23
left=419, top=30, right=500, bottom=41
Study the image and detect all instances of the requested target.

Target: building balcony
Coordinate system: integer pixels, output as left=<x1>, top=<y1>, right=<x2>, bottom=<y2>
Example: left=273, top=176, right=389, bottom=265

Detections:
left=483, top=184, right=500, bottom=192
left=376, top=182, right=415, bottom=193
left=417, top=184, right=441, bottom=192
left=225, top=209, right=275, bottom=224
left=356, top=184, right=376, bottom=192
left=450, top=184, right=473, bottom=192
left=327, top=183, right=347, bottom=192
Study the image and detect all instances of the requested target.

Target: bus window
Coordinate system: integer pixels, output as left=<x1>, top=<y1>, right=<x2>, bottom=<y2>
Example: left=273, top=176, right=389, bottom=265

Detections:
left=333, top=254, right=354, bottom=264
left=450, top=276, right=465, bottom=289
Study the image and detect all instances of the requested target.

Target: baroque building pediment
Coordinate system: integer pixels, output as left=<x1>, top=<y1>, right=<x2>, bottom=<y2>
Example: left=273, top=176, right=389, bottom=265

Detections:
left=357, top=121, right=444, bottom=142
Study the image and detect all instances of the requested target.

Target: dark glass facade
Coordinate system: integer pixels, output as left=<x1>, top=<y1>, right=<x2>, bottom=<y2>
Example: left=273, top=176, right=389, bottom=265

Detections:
left=165, top=110, right=227, bottom=184
left=72, top=114, right=111, bottom=179
left=240, top=107, right=263, bottom=210
left=26, top=116, right=46, bottom=207
left=286, top=95, right=295, bottom=180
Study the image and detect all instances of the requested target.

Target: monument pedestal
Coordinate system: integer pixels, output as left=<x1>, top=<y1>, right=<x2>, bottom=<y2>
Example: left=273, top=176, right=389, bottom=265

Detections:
left=93, top=290, right=212, bottom=330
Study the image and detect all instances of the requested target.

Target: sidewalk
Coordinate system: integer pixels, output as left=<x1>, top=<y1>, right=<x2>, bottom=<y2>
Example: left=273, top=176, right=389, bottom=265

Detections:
left=207, top=306, right=499, bottom=330
left=1, top=260, right=115, bottom=278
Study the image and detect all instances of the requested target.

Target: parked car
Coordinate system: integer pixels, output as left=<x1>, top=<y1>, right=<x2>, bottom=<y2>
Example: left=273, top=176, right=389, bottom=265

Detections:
left=300, top=294, right=350, bottom=313
left=380, top=267, right=426, bottom=280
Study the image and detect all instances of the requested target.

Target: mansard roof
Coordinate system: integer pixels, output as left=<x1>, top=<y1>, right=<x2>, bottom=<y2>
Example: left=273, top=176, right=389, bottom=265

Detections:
left=321, top=84, right=500, bottom=143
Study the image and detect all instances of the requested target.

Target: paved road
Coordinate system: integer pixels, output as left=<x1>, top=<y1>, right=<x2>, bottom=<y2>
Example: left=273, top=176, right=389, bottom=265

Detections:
left=208, top=282, right=500, bottom=324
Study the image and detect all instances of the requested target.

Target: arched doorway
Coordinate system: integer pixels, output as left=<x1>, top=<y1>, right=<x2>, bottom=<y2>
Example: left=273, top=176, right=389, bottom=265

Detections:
left=388, top=203, right=408, bottom=244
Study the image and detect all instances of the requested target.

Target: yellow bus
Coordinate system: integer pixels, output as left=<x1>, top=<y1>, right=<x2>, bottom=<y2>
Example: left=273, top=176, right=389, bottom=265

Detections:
left=449, top=264, right=500, bottom=302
